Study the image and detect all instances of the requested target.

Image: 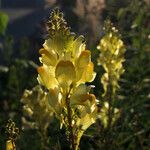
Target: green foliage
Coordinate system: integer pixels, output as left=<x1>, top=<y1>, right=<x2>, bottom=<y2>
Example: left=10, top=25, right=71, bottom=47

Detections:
left=116, top=1, right=150, bottom=149
left=0, top=12, right=9, bottom=36
left=0, top=18, right=38, bottom=149
left=93, top=0, right=150, bottom=149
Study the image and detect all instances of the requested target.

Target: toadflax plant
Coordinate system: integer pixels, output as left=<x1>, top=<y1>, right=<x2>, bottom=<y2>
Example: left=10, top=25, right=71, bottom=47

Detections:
left=97, top=20, right=126, bottom=128
left=36, top=8, right=98, bottom=150
left=21, top=85, right=53, bottom=149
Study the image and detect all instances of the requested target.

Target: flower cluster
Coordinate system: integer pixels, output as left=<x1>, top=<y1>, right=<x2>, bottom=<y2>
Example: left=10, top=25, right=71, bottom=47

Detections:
left=37, top=8, right=98, bottom=149
left=6, top=119, right=19, bottom=150
left=97, top=20, right=126, bottom=128
left=21, top=86, right=53, bottom=131
left=97, top=20, right=126, bottom=95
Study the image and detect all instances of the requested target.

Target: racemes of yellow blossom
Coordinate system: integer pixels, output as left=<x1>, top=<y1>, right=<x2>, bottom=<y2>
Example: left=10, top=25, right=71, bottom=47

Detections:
left=97, top=20, right=126, bottom=128
left=97, top=20, right=126, bottom=95
left=6, top=119, right=19, bottom=150
left=21, top=86, right=54, bottom=149
left=37, top=8, right=98, bottom=149
left=21, top=85, right=53, bottom=132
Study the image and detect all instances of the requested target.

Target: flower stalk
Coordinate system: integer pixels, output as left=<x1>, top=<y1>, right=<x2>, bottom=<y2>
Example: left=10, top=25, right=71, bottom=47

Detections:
left=21, top=85, right=53, bottom=149
left=65, top=91, right=75, bottom=150
left=36, top=8, right=98, bottom=149
left=97, top=20, right=126, bottom=128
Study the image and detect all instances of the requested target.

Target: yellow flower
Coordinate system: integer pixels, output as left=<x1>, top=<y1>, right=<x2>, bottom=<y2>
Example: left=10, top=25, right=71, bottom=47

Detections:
left=97, top=20, right=126, bottom=94
left=48, top=87, right=63, bottom=114
left=76, top=50, right=96, bottom=84
left=55, top=60, right=76, bottom=88
left=36, top=8, right=98, bottom=149
left=21, top=86, right=53, bottom=130
left=76, top=50, right=91, bottom=68
left=77, top=107, right=98, bottom=131
left=75, top=106, right=98, bottom=146
left=6, top=140, right=16, bottom=150
left=70, top=84, right=97, bottom=113
left=39, top=48, right=58, bottom=66
left=37, top=65, right=58, bottom=89
left=97, top=20, right=126, bottom=128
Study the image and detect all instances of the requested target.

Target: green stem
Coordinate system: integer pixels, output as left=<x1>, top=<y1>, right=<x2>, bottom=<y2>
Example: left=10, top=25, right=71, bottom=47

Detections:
left=38, top=129, right=49, bottom=150
left=105, top=75, right=115, bottom=148
left=65, top=88, right=76, bottom=150
left=107, top=82, right=113, bottom=129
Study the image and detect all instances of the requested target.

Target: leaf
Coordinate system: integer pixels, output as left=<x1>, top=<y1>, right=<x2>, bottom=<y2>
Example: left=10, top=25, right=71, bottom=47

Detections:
left=117, top=8, right=126, bottom=19
left=0, top=12, right=9, bottom=35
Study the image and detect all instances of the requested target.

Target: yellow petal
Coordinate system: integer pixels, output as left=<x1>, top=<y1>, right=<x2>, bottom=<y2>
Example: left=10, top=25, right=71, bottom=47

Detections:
left=70, top=84, right=97, bottom=113
left=76, top=50, right=92, bottom=81
left=72, top=35, right=85, bottom=57
left=55, top=60, right=76, bottom=87
left=48, top=88, right=62, bottom=114
left=43, top=39, right=51, bottom=51
left=84, top=62, right=96, bottom=81
left=76, top=50, right=91, bottom=68
left=6, top=140, right=16, bottom=150
left=70, top=84, right=88, bottom=105
left=101, top=73, right=109, bottom=96
left=39, top=48, right=57, bottom=66
left=72, top=106, right=98, bottom=149
left=37, top=66, right=58, bottom=89
left=78, top=62, right=96, bottom=84
left=76, top=107, right=98, bottom=138
left=43, top=37, right=62, bottom=55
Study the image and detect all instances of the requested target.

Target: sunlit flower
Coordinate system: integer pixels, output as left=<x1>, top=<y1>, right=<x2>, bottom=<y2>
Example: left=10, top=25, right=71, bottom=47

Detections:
left=97, top=20, right=126, bottom=128
left=36, top=8, right=98, bottom=149
left=97, top=20, right=126, bottom=95
left=21, top=86, right=53, bottom=130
